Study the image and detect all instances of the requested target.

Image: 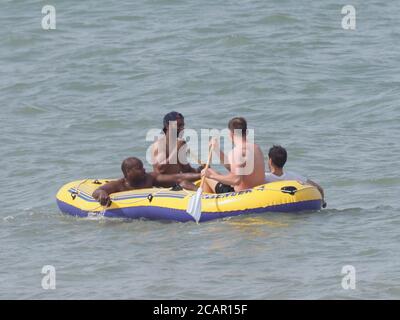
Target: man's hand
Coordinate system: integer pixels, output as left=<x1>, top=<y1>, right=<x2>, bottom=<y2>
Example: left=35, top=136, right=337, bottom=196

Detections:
left=201, top=168, right=217, bottom=179
left=97, top=189, right=112, bottom=207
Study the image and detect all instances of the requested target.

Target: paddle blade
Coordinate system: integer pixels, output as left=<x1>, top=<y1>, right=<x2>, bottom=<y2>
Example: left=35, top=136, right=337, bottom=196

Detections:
left=186, top=187, right=202, bottom=223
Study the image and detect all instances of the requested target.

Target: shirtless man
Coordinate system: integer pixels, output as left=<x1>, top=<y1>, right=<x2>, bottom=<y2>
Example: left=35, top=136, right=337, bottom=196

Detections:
left=151, top=111, right=202, bottom=189
left=201, top=117, right=266, bottom=193
left=92, top=157, right=200, bottom=206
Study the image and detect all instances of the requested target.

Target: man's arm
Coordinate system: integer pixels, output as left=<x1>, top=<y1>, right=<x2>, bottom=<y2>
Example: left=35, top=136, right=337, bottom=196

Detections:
left=152, top=172, right=201, bottom=187
left=92, top=180, right=124, bottom=206
left=201, top=146, right=246, bottom=186
left=202, top=168, right=242, bottom=186
left=180, top=163, right=202, bottom=173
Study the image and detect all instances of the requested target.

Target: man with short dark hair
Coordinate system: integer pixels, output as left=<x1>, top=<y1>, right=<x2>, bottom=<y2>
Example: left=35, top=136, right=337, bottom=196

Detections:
left=201, top=117, right=266, bottom=193
left=92, top=157, right=201, bottom=206
left=266, top=145, right=326, bottom=207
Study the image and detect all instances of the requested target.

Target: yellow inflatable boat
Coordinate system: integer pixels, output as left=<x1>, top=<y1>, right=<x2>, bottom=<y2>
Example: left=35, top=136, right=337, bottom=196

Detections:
left=56, top=179, right=322, bottom=222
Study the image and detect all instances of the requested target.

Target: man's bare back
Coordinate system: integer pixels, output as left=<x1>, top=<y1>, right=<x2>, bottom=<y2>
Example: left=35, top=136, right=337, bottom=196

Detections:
left=201, top=117, right=266, bottom=193
left=228, top=141, right=266, bottom=191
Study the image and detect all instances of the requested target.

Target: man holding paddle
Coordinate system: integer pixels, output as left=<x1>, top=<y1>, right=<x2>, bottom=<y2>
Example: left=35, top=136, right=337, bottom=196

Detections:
left=186, top=117, right=265, bottom=223
left=201, top=117, right=266, bottom=194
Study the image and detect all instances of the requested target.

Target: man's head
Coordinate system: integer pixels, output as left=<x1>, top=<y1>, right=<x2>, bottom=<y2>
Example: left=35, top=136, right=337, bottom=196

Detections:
left=163, top=111, right=184, bottom=136
left=268, top=145, right=287, bottom=170
left=121, top=157, right=146, bottom=182
left=228, top=117, right=247, bottom=140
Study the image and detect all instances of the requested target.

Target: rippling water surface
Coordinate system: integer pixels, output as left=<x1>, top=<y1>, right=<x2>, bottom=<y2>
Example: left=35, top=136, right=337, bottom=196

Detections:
left=1, top=0, right=399, bottom=299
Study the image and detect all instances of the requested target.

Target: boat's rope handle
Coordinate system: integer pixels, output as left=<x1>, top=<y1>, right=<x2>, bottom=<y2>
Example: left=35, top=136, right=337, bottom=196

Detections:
left=70, top=179, right=89, bottom=200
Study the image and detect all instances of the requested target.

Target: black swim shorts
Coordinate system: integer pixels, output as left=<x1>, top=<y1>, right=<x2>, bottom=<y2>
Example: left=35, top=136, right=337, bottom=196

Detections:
left=215, top=182, right=235, bottom=194
left=170, top=184, right=183, bottom=191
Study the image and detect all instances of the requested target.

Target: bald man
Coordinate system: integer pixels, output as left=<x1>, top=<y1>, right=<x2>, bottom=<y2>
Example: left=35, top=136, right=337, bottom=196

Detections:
left=92, top=157, right=200, bottom=206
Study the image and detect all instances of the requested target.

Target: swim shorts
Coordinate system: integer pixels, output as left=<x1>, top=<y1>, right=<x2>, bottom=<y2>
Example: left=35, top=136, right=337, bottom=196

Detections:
left=215, top=182, right=235, bottom=194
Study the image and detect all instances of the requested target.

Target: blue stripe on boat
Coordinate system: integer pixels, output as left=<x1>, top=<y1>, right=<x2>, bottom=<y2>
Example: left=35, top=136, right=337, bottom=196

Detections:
left=68, top=188, right=186, bottom=203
